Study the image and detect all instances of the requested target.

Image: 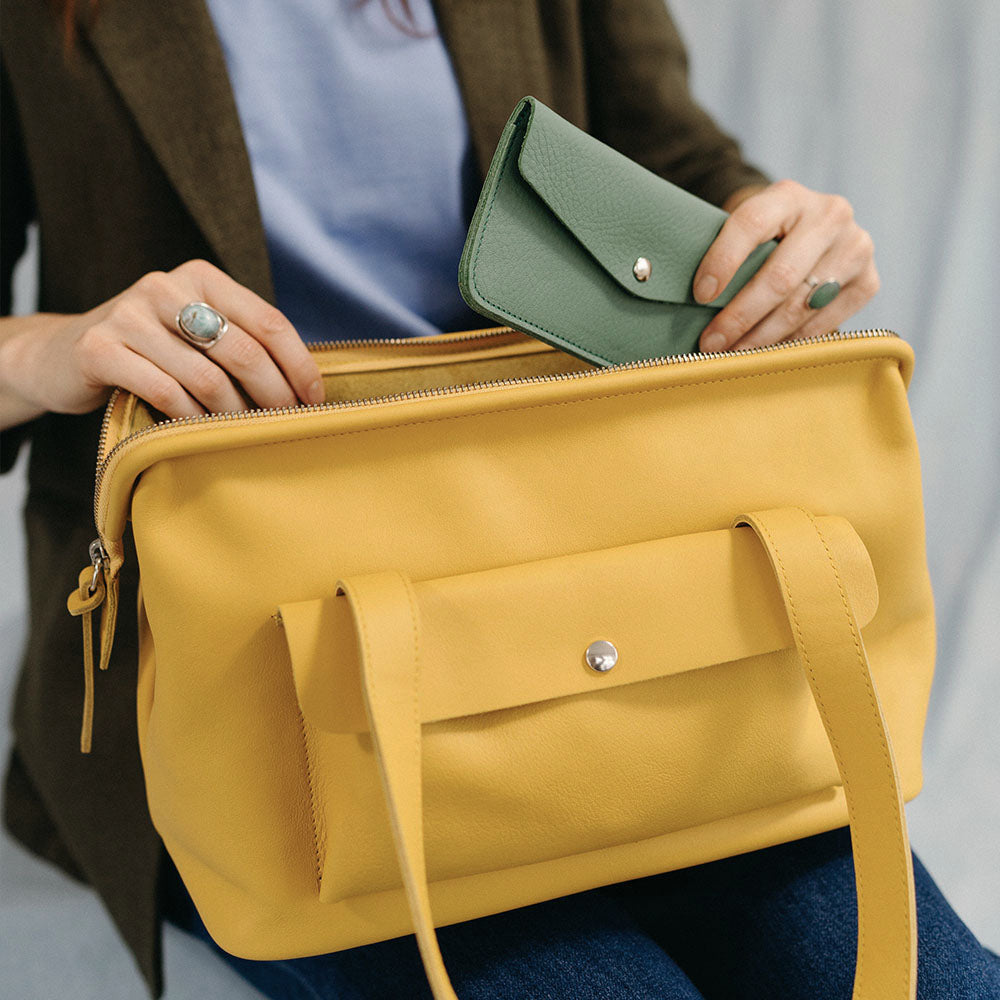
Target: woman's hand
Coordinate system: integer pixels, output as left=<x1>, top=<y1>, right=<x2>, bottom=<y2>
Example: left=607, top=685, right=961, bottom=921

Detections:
left=0, top=259, right=324, bottom=431
left=693, top=180, right=880, bottom=353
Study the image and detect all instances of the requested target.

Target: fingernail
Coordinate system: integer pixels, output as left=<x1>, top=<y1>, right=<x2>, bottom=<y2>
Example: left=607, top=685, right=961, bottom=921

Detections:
left=701, top=332, right=727, bottom=353
left=694, top=275, right=718, bottom=304
left=307, top=379, right=324, bottom=404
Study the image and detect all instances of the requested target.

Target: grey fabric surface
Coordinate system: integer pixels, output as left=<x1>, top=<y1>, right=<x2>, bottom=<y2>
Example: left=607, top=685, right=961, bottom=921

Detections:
left=0, top=832, right=263, bottom=1000
left=1, top=1, right=997, bottom=996
left=669, top=0, right=1000, bottom=951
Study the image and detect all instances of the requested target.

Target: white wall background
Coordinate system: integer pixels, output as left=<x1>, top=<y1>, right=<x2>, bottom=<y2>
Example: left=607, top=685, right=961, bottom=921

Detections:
left=668, top=0, right=1000, bottom=950
left=1, top=1, right=998, bottom=996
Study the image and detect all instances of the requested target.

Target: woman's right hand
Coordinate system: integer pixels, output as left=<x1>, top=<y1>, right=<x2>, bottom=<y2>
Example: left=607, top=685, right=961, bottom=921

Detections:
left=0, top=259, right=325, bottom=431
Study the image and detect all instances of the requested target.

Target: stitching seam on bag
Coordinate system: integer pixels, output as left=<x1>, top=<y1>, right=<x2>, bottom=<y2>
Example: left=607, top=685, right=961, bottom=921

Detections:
left=804, top=508, right=911, bottom=989
left=100, top=358, right=907, bottom=538
left=296, top=705, right=324, bottom=890
left=351, top=582, right=415, bottom=903
left=749, top=514, right=869, bottom=983
left=399, top=572, right=422, bottom=816
left=205, top=358, right=891, bottom=455
left=329, top=779, right=851, bottom=907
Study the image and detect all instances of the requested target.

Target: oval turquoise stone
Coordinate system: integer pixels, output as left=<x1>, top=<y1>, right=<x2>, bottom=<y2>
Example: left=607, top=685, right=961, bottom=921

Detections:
left=180, top=304, right=221, bottom=339
left=807, top=280, right=840, bottom=310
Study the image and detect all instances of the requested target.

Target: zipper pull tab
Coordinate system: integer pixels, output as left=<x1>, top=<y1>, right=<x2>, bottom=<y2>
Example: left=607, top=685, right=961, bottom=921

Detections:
left=67, top=540, right=108, bottom=754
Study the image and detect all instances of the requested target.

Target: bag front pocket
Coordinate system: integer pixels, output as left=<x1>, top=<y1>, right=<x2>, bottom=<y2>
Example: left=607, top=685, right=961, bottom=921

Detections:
left=279, top=514, right=878, bottom=904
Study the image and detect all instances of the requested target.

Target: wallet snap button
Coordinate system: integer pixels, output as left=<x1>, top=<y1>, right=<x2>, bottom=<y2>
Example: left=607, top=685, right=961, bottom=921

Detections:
left=585, top=640, right=618, bottom=672
left=633, top=257, right=652, bottom=282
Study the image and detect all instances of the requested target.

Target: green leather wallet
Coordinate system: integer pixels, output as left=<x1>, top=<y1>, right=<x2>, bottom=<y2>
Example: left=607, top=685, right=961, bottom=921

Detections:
left=459, top=97, right=777, bottom=366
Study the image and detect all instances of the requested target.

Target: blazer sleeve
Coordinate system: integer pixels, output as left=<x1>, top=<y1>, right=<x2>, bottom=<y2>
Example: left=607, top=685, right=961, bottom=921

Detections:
left=581, top=0, right=770, bottom=207
left=1, top=56, right=38, bottom=474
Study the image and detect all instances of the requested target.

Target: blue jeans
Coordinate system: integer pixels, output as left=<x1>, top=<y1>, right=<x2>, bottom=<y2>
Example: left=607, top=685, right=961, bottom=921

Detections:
left=162, top=827, right=1000, bottom=999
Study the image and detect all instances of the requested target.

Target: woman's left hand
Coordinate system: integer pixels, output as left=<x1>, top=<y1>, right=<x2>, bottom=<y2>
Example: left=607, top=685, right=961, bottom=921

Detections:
left=692, top=180, right=880, bottom=353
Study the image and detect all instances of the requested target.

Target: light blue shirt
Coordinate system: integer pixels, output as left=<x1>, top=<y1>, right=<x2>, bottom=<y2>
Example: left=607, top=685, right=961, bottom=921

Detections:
left=205, top=0, right=484, bottom=342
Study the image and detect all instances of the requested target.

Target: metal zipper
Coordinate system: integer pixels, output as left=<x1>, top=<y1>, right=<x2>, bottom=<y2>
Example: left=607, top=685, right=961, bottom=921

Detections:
left=94, top=387, right=122, bottom=472
left=90, top=328, right=511, bottom=482
left=302, top=327, right=515, bottom=351
left=74, top=325, right=899, bottom=754
left=92, top=327, right=898, bottom=534
left=87, top=538, right=108, bottom=595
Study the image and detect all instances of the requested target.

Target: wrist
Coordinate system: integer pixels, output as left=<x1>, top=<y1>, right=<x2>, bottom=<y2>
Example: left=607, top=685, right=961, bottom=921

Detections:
left=722, top=184, right=768, bottom=214
left=0, top=314, right=64, bottom=430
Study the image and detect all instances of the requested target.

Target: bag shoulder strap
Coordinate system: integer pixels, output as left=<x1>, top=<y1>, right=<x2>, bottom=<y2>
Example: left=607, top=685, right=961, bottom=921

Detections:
left=337, top=507, right=917, bottom=1000
left=335, top=571, right=458, bottom=1000
left=736, top=508, right=917, bottom=999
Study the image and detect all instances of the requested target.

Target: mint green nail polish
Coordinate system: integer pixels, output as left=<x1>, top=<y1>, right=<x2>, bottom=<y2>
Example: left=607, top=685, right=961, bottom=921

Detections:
left=807, top=280, right=841, bottom=310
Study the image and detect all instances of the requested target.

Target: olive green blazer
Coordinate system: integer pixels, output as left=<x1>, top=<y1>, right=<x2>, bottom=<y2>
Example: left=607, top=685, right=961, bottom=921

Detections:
left=0, top=0, right=767, bottom=993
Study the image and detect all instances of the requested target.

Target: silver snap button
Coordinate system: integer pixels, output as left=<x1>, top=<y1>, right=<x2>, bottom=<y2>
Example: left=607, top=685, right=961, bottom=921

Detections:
left=633, top=257, right=652, bottom=282
left=585, top=640, right=618, bottom=673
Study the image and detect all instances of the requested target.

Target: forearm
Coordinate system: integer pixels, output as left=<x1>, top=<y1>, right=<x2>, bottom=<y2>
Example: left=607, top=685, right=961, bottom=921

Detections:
left=0, top=313, right=64, bottom=430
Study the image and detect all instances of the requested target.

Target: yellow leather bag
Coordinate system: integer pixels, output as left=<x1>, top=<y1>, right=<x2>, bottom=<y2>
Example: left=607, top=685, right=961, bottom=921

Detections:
left=70, top=328, right=934, bottom=1000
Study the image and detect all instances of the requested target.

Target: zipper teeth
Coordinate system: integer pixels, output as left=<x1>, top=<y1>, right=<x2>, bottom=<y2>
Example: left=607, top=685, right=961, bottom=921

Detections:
left=92, top=330, right=517, bottom=488
left=303, top=327, right=515, bottom=351
left=95, top=386, right=123, bottom=470
left=93, top=327, right=897, bottom=528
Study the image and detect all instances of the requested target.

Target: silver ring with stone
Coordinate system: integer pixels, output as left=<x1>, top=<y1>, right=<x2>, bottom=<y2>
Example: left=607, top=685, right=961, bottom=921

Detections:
left=176, top=302, right=229, bottom=349
left=804, top=276, right=841, bottom=310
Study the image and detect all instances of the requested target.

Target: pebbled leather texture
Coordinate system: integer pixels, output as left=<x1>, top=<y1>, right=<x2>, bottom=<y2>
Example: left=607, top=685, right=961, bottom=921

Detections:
left=283, top=516, right=878, bottom=736
left=83, top=330, right=934, bottom=993
left=332, top=508, right=916, bottom=1000
left=459, top=98, right=777, bottom=365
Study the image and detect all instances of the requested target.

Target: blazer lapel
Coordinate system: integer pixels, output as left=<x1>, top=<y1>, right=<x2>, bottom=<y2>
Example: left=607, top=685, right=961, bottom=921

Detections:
left=433, top=0, right=563, bottom=179
left=83, top=0, right=576, bottom=297
left=83, top=0, right=274, bottom=299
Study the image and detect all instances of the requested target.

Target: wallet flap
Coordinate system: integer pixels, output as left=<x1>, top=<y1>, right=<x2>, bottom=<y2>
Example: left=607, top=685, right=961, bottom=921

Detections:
left=283, top=515, right=878, bottom=734
left=517, top=99, right=773, bottom=308
left=458, top=97, right=777, bottom=365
